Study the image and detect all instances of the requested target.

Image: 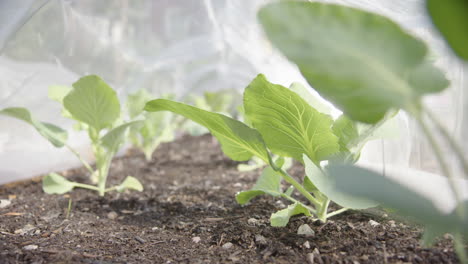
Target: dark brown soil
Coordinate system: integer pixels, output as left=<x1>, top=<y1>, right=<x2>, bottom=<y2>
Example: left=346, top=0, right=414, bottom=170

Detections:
left=0, top=134, right=461, bottom=263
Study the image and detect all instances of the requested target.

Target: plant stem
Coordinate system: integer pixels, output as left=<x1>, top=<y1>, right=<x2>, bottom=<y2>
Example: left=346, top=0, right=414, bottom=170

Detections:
left=454, top=233, right=468, bottom=264
left=66, top=198, right=72, bottom=219
left=425, top=108, right=468, bottom=178
left=275, top=168, right=321, bottom=208
left=416, top=115, right=464, bottom=219
left=280, top=193, right=317, bottom=215
left=65, top=143, right=94, bottom=174
left=326, top=207, right=349, bottom=218
left=317, top=198, right=330, bottom=222
left=267, top=154, right=322, bottom=208
left=105, top=186, right=118, bottom=193
left=72, top=182, right=100, bottom=191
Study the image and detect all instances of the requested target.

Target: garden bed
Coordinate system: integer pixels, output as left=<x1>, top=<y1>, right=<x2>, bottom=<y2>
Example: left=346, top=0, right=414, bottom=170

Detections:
left=0, top=134, right=459, bottom=263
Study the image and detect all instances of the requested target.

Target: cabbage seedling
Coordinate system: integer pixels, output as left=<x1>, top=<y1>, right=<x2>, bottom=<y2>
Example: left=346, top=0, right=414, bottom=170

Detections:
left=145, top=74, right=392, bottom=225
left=180, top=89, right=242, bottom=136
left=0, top=75, right=143, bottom=196
left=126, top=90, right=177, bottom=161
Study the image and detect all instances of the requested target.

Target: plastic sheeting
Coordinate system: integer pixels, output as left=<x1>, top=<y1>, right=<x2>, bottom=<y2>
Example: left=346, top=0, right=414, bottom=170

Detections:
left=0, top=0, right=467, bottom=207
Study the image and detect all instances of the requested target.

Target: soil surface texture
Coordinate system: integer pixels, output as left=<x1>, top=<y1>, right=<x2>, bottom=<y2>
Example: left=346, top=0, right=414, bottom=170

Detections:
left=0, top=134, right=461, bottom=263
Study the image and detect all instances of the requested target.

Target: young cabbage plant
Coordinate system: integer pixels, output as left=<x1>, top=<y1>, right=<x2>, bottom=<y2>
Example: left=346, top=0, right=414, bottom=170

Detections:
left=126, top=89, right=177, bottom=161
left=180, top=89, right=242, bottom=136
left=258, top=1, right=467, bottom=261
left=0, top=75, right=143, bottom=196
left=145, top=74, right=392, bottom=225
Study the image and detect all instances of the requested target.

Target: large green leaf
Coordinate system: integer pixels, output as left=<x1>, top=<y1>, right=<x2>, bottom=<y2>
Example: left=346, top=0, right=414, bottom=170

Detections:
left=259, top=2, right=449, bottom=123
left=64, top=75, right=120, bottom=131
left=427, top=0, right=468, bottom=60
left=145, top=99, right=269, bottom=162
left=289, top=82, right=332, bottom=115
left=244, top=74, right=339, bottom=164
left=42, top=173, right=75, bottom=194
left=102, top=121, right=143, bottom=154
left=0, top=107, right=67, bottom=147
left=270, top=202, right=312, bottom=227
left=304, top=155, right=377, bottom=209
left=236, top=166, right=283, bottom=205
left=328, top=164, right=461, bottom=229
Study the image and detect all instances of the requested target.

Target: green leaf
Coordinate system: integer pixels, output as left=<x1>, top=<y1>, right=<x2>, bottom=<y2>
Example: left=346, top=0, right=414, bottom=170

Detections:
left=145, top=99, right=270, bottom=162
left=270, top=202, right=311, bottom=227
left=427, top=0, right=468, bottom=60
left=303, top=175, right=318, bottom=193
left=127, top=89, right=153, bottom=119
left=42, top=173, right=75, bottom=194
left=332, top=115, right=359, bottom=152
left=284, top=185, right=294, bottom=197
left=236, top=166, right=283, bottom=204
left=289, top=82, right=332, bottom=115
left=204, top=90, right=238, bottom=114
left=0, top=107, right=67, bottom=147
left=244, top=74, right=339, bottom=163
left=48, top=85, right=72, bottom=103
left=102, top=121, right=144, bottom=154
left=304, top=155, right=377, bottom=209
left=116, top=176, right=143, bottom=192
left=258, top=2, right=449, bottom=123
left=328, top=164, right=459, bottom=228
left=64, top=75, right=120, bottom=131
left=329, top=112, right=400, bottom=164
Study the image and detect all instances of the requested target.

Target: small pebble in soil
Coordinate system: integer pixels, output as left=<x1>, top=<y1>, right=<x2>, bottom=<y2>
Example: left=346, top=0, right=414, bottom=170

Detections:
left=303, top=241, right=311, bottom=249
left=255, top=234, right=268, bottom=245
left=0, top=199, right=11, bottom=208
left=368, top=220, right=380, bottom=227
left=388, top=220, right=396, bottom=228
left=222, top=242, right=234, bottom=249
left=107, top=211, right=118, bottom=220
left=247, top=218, right=260, bottom=226
left=297, top=224, right=315, bottom=237
left=14, top=224, right=35, bottom=235
left=192, top=236, right=201, bottom=243
left=23, top=245, right=38, bottom=251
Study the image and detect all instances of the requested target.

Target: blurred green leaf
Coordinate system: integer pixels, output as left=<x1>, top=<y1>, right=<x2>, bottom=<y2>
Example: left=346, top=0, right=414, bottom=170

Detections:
left=328, top=164, right=461, bottom=228
left=42, top=173, right=75, bottom=194
left=116, top=176, right=143, bottom=192
left=244, top=74, right=339, bottom=163
left=270, top=202, right=311, bottom=227
left=102, top=121, right=144, bottom=154
left=236, top=166, right=283, bottom=204
left=259, top=2, right=449, bottom=123
left=145, top=99, right=269, bottom=162
left=427, top=0, right=468, bottom=60
left=127, top=89, right=153, bottom=119
left=0, top=107, right=67, bottom=147
left=332, top=115, right=359, bottom=152
left=304, top=155, right=377, bottom=209
left=48, top=85, right=72, bottom=103
left=64, top=75, right=120, bottom=131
